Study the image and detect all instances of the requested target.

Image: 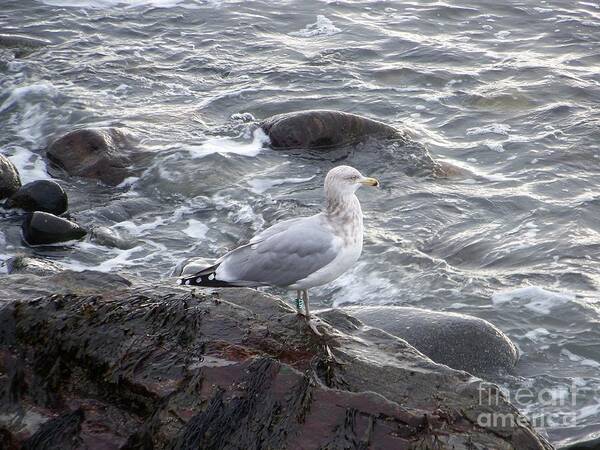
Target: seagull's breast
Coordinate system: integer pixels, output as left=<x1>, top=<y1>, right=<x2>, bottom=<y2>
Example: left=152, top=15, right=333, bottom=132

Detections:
left=289, top=198, right=364, bottom=290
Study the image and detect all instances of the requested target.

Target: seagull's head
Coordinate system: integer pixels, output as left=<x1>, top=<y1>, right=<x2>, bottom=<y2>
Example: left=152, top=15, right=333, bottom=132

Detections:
left=324, top=165, right=380, bottom=197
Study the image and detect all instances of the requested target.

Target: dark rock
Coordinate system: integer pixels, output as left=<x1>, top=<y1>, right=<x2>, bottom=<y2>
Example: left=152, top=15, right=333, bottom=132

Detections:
left=342, top=306, right=519, bottom=376
left=260, top=109, right=407, bottom=149
left=46, top=128, right=136, bottom=186
left=7, top=180, right=67, bottom=215
left=0, top=271, right=551, bottom=450
left=22, top=211, right=86, bottom=246
left=0, top=154, right=21, bottom=200
left=6, top=255, right=63, bottom=276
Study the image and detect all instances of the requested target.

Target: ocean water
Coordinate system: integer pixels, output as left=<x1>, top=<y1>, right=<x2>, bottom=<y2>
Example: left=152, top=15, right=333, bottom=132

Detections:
left=1, top=0, right=600, bottom=446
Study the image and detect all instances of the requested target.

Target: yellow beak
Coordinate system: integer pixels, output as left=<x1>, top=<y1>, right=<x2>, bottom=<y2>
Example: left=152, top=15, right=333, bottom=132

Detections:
left=359, top=177, right=380, bottom=187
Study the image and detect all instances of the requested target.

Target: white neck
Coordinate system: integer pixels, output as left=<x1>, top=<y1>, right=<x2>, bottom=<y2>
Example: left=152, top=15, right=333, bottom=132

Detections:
left=325, top=192, right=363, bottom=245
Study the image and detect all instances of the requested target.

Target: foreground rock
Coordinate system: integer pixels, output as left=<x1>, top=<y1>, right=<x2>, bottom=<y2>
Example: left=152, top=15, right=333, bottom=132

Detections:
left=22, top=211, right=86, bottom=245
left=345, top=306, right=519, bottom=377
left=6, top=255, right=63, bottom=276
left=0, top=154, right=21, bottom=199
left=0, top=271, right=552, bottom=449
left=46, top=128, right=137, bottom=186
left=7, top=180, right=68, bottom=215
left=260, top=109, right=406, bottom=149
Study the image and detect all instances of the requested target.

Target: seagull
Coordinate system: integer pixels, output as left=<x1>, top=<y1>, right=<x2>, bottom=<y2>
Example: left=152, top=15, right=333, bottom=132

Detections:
left=179, top=165, right=380, bottom=335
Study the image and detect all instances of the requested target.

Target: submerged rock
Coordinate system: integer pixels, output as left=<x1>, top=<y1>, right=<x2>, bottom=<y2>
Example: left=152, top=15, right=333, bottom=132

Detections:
left=89, top=225, right=136, bottom=250
left=22, top=211, right=86, bottom=246
left=0, top=33, right=50, bottom=58
left=344, top=306, right=519, bottom=376
left=260, top=109, right=406, bottom=149
left=0, top=271, right=551, bottom=449
left=7, top=180, right=68, bottom=215
left=0, top=154, right=21, bottom=200
left=0, top=33, right=50, bottom=49
left=259, top=109, right=458, bottom=177
left=6, top=255, right=63, bottom=276
left=46, top=128, right=136, bottom=186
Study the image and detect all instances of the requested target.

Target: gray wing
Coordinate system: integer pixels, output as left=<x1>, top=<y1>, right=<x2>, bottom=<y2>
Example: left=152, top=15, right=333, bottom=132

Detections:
left=215, top=214, right=339, bottom=287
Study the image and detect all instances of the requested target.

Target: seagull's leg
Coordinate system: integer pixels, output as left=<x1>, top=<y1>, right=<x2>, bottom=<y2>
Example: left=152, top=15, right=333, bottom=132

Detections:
left=295, top=290, right=304, bottom=315
left=303, top=290, right=310, bottom=318
left=303, top=290, right=321, bottom=336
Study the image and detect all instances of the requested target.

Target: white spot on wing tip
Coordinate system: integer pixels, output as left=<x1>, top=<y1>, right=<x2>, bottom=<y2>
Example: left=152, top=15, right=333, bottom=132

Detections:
left=208, top=273, right=215, bottom=280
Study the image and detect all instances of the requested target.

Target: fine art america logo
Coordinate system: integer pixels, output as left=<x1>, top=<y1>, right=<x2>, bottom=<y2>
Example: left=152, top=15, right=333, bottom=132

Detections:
left=477, top=381, right=579, bottom=428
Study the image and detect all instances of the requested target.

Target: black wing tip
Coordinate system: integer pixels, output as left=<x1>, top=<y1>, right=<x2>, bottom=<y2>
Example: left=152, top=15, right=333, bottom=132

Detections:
left=178, top=272, right=236, bottom=288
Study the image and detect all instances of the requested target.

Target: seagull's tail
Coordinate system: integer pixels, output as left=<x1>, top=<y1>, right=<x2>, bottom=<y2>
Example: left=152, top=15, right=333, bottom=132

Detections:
left=178, top=263, right=234, bottom=287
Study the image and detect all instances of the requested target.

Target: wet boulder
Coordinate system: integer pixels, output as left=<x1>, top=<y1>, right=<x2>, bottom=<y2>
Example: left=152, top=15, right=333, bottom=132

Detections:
left=6, top=255, right=63, bottom=276
left=260, top=109, right=407, bottom=149
left=89, top=225, right=136, bottom=250
left=7, top=180, right=68, bottom=215
left=343, top=306, right=519, bottom=376
left=22, top=211, right=86, bottom=246
left=46, top=128, right=136, bottom=186
left=0, top=272, right=552, bottom=450
left=0, top=154, right=21, bottom=199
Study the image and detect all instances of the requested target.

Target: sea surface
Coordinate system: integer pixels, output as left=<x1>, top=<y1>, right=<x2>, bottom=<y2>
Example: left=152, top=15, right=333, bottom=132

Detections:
left=1, top=0, right=600, bottom=446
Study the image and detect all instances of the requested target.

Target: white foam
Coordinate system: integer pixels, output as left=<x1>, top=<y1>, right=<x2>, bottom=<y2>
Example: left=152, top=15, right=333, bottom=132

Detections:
left=290, top=15, right=341, bottom=37
left=486, top=141, right=505, bottom=152
left=116, top=176, right=139, bottom=189
left=114, top=217, right=166, bottom=236
left=247, top=175, right=315, bottom=194
left=466, top=123, right=511, bottom=136
left=561, top=349, right=600, bottom=368
left=318, top=261, right=400, bottom=307
left=230, top=112, right=256, bottom=122
left=187, top=128, right=269, bottom=159
left=495, top=30, right=511, bottom=39
left=0, top=82, right=56, bottom=114
left=577, top=402, right=600, bottom=421
left=524, top=327, right=550, bottom=341
left=5, top=146, right=51, bottom=184
left=492, top=286, right=575, bottom=315
left=183, top=219, right=209, bottom=239
left=36, top=0, right=192, bottom=8
left=1, top=82, right=59, bottom=149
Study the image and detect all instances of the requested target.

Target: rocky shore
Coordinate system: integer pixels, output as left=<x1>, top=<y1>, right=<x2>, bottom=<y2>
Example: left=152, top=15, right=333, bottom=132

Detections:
left=0, top=270, right=552, bottom=449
